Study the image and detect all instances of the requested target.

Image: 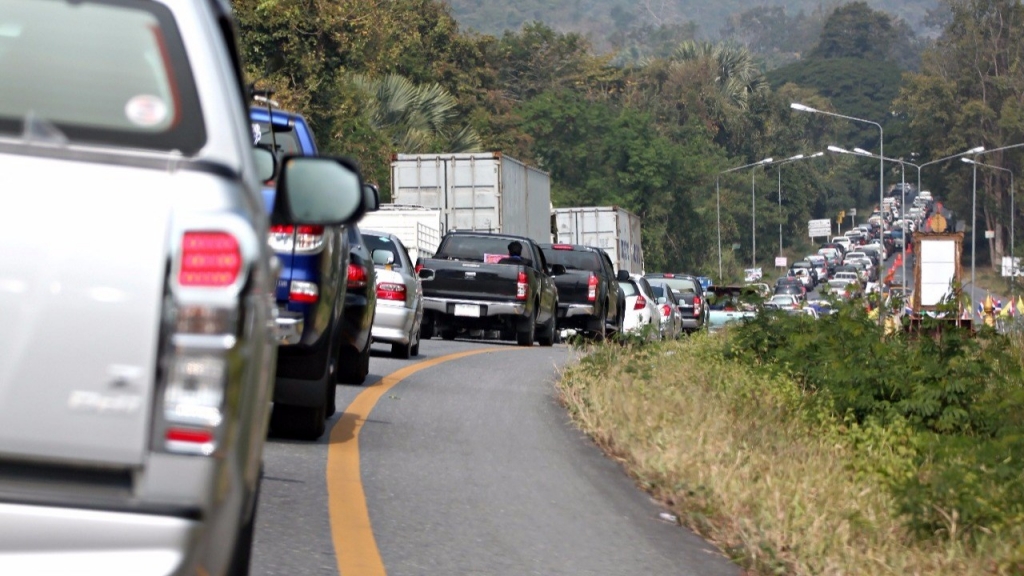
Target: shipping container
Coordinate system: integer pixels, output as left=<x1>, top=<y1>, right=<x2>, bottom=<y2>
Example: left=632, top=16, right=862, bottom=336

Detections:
left=391, top=153, right=552, bottom=244
left=358, top=204, right=442, bottom=263
left=552, top=206, right=644, bottom=275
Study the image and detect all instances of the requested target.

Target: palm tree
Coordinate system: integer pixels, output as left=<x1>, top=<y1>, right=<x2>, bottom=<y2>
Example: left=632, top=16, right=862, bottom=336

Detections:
left=351, top=74, right=482, bottom=153
left=672, top=40, right=767, bottom=110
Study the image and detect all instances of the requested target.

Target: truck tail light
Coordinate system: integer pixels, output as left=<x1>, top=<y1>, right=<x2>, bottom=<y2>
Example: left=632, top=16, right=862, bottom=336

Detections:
left=289, top=280, right=319, bottom=303
left=516, top=271, right=529, bottom=300
left=634, top=295, right=647, bottom=310
left=587, top=274, right=598, bottom=302
left=267, top=224, right=325, bottom=253
left=693, top=296, right=702, bottom=316
left=348, top=264, right=368, bottom=289
left=179, top=232, right=240, bottom=287
left=377, top=282, right=407, bottom=301
left=552, top=244, right=573, bottom=250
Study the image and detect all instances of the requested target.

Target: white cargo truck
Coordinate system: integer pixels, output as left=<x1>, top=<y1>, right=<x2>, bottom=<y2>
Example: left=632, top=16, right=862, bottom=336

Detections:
left=391, top=153, right=552, bottom=244
left=552, top=206, right=645, bottom=274
left=358, top=204, right=442, bottom=263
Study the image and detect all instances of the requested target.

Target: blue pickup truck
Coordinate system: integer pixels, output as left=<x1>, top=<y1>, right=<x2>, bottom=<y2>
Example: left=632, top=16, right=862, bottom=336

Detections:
left=251, top=105, right=351, bottom=440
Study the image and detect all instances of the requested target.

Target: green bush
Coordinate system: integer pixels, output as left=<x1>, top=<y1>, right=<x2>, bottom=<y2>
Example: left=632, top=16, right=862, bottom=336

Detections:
left=725, top=299, right=1024, bottom=542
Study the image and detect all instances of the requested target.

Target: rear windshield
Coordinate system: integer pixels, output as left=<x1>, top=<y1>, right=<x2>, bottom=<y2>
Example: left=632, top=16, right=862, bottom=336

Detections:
left=542, top=249, right=600, bottom=271
left=653, top=277, right=698, bottom=294
left=362, top=233, right=404, bottom=269
left=438, top=236, right=533, bottom=265
left=619, top=281, right=638, bottom=297
left=0, top=0, right=205, bottom=153
left=253, top=120, right=303, bottom=156
left=649, top=285, right=665, bottom=298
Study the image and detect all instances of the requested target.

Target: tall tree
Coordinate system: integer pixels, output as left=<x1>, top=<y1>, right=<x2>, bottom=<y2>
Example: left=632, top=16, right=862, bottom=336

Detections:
left=897, top=0, right=1024, bottom=266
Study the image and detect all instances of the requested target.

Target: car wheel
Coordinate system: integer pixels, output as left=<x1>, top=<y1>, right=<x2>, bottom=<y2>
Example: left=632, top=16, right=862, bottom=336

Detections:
left=516, top=311, right=536, bottom=347
left=337, top=338, right=370, bottom=385
left=270, top=404, right=326, bottom=441
left=537, top=313, right=555, bottom=347
left=419, top=316, right=434, bottom=339
left=588, top=314, right=607, bottom=341
left=325, top=372, right=337, bottom=418
left=391, top=341, right=412, bottom=359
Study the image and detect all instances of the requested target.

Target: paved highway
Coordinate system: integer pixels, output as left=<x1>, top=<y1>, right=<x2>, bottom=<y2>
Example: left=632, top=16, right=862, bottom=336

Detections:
left=251, top=339, right=739, bottom=576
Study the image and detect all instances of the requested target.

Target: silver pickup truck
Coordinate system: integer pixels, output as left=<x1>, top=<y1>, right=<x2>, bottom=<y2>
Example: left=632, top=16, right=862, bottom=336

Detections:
left=0, top=0, right=366, bottom=574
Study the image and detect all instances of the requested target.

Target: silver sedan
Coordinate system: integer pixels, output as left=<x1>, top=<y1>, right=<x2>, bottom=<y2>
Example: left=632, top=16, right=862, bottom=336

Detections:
left=362, top=230, right=424, bottom=358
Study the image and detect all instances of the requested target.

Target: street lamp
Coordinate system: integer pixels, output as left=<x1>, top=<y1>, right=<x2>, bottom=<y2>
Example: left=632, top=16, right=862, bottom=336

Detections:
left=717, top=157, right=774, bottom=280
left=962, top=158, right=1015, bottom=301
left=776, top=152, right=825, bottom=255
left=793, top=102, right=885, bottom=324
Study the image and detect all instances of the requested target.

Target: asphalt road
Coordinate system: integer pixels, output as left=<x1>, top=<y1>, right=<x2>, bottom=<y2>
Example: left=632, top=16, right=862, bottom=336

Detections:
left=251, top=338, right=739, bottom=576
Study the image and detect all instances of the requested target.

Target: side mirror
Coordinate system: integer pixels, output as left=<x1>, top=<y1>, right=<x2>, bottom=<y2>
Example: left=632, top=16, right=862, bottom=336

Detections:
left=363, top=183, right=381, bottom=212
left=417, top=268, right=435, bottom=281
left=371, top=249, right=394, bottom=266
left=616, top=270, right=630, bottom=282
left=550, top=264, right=567, bottom=276
left=253, top=145, right=277, bottom=183
left=270, top=155, right=366, bottom=226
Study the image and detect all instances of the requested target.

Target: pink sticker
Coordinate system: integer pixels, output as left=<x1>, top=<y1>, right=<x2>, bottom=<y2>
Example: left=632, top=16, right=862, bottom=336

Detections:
left=124, top=95, right=168, bottom=127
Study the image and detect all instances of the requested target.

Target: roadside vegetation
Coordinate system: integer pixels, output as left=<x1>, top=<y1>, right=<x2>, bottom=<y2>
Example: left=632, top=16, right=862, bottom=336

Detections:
left=559, top=310, right=1024, bottom=574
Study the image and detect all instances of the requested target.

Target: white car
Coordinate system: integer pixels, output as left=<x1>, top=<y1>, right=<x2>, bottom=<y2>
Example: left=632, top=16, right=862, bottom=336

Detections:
left=647, top=281, right=683, bottom=340
left=806, top=255, right=829, bottom=281
left=790, top=268, right=814, bottom=289
left=832, top=237, right=852, bottom=252
left=767, top=294, right=801, bottom=309
left=619, top=276, right=660, bottom=340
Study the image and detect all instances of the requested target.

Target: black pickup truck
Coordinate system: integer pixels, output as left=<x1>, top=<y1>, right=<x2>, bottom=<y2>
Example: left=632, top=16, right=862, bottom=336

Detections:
left=538, top=243, right=627, bottom=339
left=418, top=232, right=559, bottom=346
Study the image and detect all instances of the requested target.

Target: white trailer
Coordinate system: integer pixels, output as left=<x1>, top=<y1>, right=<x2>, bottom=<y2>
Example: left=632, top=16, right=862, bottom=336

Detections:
left=552, top=206, right=644, bottom=274
left=390, top=152, right=552, bottom=244
left=358, top=204, right=442, bottom=263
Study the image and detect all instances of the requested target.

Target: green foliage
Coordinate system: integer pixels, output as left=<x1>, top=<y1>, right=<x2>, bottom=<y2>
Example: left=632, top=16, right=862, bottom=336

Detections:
left=726, top=299, right=1024, bottom=542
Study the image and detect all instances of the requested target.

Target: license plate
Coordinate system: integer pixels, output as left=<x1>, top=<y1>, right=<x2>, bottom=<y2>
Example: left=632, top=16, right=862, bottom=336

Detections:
left=454, top=304, right=481, bottom=317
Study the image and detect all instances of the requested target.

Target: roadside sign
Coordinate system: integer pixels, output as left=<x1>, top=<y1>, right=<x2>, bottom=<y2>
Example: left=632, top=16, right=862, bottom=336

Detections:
left=985, top=230, right=995, bottom=239
left=744, top=268, right=763, bottom=282
left=849, top=208, right=857, bottom=216
left=808, top=218, right=831, bottom=238
left=775, top=256, right=787, bottom=268
left=1002, top=256, right=1020, bottom=277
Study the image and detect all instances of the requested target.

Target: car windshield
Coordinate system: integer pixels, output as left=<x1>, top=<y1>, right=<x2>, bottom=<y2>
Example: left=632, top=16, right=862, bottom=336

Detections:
left=0, top=0, right=205, bottom=153
left=362, top=233, right=404, bottom=269
left=619, top=281, right=638, bottom=297
left=649, top=285, right=667, bottom=301
left=542, top=248, right=600, bottom=271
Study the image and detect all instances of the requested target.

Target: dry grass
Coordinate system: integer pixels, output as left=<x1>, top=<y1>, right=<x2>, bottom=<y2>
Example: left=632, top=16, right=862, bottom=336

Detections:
left=558, top=335, right=1022, bottom=575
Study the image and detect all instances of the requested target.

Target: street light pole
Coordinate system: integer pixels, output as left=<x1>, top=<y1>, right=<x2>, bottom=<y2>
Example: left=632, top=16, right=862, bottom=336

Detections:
left=971, top=160, right=977, bottom=318
left=717, top=176, right=722, bottom=280
left=752, top=166, right=757, bottom=269
left=962, top=158, right=1015, bottom=302
left=718, top=157, right=774, bottom=282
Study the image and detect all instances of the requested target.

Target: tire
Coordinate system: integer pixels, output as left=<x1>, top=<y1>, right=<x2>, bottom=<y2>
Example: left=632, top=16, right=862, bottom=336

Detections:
left=419, top=316, right=434, bottom=339
left=391, top=341, right=412, bottom=359
left=337, top=338, right=370, bottom=385
left=588, top=314, right=607, bottom=341
left=325, top=375, right=336, bottom=418
left=517, top=311, right=536, bottom=347
left=440, top=328, right=457, bottom=340
left=537, top=312, right=555, bottom=347
left=410, top=340, right=420, bottom=356
left=270, top=404, right=326, bottom=441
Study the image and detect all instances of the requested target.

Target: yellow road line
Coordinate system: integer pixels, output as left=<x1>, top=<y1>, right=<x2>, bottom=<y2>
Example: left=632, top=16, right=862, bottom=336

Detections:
left=326, top=347, right=511, bottom=576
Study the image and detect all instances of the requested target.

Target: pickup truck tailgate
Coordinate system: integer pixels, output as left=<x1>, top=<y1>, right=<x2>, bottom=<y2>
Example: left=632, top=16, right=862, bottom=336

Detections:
left=423, top=261, right=518, bottom=301
left=552, top=272, right=592, bottom=304
left=0, top=155, right=170, bottom=467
